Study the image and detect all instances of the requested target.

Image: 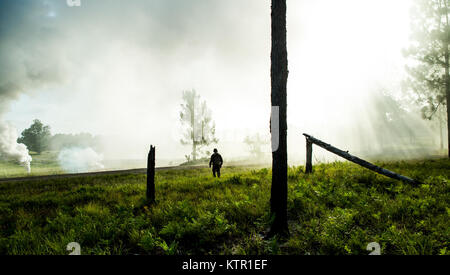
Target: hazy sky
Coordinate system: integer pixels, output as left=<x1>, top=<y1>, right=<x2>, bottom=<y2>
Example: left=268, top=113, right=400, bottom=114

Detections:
left=2, top=0, right=432, bottom=163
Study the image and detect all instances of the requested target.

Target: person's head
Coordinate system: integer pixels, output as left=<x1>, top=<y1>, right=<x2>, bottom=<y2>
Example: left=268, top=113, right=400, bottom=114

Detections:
left=213, top=148, right=218, bottom=153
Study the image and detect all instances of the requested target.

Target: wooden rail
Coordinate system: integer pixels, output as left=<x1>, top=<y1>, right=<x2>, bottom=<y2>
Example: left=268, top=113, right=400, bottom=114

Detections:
left=303, top=133, right=423, bottom=184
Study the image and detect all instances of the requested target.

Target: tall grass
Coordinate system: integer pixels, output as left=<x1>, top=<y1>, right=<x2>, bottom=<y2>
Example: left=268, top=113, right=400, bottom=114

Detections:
left=0, top=160, right=448, bottom=255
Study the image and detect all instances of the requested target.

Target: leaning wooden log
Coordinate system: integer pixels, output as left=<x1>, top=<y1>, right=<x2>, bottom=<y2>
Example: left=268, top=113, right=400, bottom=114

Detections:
left=303, top=133, right=423, bottom=184
left=147, top=145, right=156, bottom=203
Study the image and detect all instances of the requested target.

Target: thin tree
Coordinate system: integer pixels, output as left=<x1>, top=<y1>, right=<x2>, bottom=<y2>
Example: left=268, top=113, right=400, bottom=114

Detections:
left=403, top=0, right=449, bottom=157
left=268, top=0, right=289, bottom=237
left=180, top=89, right=218, bottom=161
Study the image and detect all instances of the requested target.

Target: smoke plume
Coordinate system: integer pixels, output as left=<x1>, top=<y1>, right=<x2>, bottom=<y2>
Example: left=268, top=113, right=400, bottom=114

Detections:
left=0, top=1, right=71, bottom=173
left=57, top=147, right=104, bottom=173
left=0, top=122, right=32, bottom=172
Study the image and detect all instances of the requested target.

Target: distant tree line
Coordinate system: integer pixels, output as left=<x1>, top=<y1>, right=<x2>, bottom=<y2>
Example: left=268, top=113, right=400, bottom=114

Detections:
left=50, top=133, right=100, bottom=151
left=244, top=133, right=269, bottom=159
left=17, top=119, right=100, bottom=154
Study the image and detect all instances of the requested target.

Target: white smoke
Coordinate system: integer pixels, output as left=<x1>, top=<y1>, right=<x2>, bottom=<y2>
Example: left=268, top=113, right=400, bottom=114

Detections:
left=58, top=147, right=104, bottom=173
left=0, top=2, right=71, bottom=175
left=0, top=121, right=32, bottom=173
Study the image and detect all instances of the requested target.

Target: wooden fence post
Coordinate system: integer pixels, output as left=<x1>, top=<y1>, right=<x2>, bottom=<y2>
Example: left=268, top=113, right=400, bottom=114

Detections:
left=147, top=145, right=156, bottom=203
left=306, top=139, right=313, bottom=174
left=302, top=133, right=424, bottom=184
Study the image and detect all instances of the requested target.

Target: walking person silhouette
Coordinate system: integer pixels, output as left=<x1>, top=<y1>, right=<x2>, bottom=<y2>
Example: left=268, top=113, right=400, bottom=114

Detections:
left=209, top=148, right=223, bottom=178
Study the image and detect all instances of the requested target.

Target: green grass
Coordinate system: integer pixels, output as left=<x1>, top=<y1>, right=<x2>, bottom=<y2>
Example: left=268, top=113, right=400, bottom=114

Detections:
left=0, top=151, right=63, bottom=178
left=0, top=160, right=448, bottom=255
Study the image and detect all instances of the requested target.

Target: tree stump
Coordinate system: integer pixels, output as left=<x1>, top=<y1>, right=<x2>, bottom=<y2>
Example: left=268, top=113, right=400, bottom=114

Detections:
left=147, top=145, right=156, bottom=203
left=305, top=140, right=313, bottom=174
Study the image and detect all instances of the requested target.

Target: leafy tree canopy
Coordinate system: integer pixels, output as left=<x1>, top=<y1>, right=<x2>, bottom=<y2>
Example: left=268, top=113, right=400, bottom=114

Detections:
left=17, top=119, right=51, bottom=154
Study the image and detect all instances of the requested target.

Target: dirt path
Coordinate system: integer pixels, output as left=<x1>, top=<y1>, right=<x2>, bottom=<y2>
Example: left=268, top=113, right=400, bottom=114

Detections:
left=0, top=165, right=209, bottom=183
left=0, top=164, right=267, bottom=183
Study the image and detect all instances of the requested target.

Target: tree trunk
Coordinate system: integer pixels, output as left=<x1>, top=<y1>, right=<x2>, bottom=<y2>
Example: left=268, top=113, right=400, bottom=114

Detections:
left=193, top=143, right=197, bottom=161
left=445, top=42, right=449, bottom=158
left=445, top=1, right=450, bottom=158
left=189, top=95, right=197, bottom=162
left=439, top=115, right=444, bottom=150
left=269, top=0, right=289, bottom=237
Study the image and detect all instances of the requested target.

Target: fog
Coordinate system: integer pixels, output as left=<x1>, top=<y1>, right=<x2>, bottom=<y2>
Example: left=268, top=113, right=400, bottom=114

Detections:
left=0, top=0, right=446, bottom=170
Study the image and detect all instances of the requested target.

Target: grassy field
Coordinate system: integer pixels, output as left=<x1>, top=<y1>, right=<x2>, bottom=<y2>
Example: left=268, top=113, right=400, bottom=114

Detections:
left=0, top=159, right=448, bottom=255
left=0, top=152, right=63, bottom=178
